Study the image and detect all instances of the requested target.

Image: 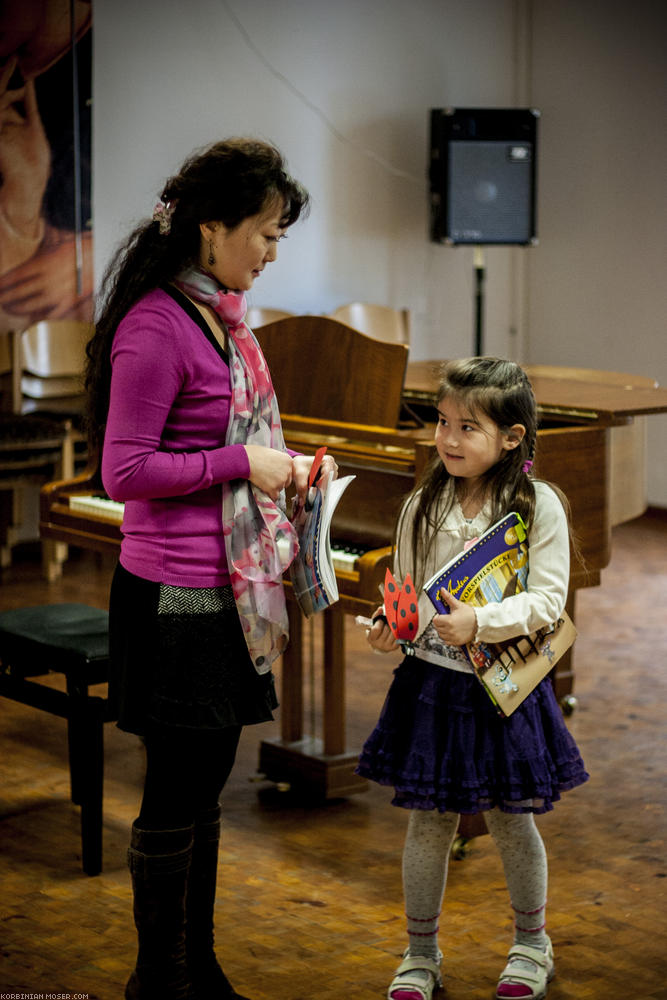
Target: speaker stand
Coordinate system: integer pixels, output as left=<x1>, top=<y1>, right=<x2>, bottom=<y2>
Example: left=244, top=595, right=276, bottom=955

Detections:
left=473, top=245, right=485, bottom=356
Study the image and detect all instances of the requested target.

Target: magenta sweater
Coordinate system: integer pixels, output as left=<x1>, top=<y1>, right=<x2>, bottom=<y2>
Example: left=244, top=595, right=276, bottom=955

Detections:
left=102, top=287, right=251, bottom=587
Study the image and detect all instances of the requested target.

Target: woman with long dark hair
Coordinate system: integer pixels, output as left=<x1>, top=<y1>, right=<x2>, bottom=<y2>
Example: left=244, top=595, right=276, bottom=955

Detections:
left=86, top=137, right=336, bottom=1000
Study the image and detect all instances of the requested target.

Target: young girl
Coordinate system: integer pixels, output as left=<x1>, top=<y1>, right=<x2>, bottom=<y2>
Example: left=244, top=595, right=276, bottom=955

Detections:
left=356, top=357, right=589, bottom=1000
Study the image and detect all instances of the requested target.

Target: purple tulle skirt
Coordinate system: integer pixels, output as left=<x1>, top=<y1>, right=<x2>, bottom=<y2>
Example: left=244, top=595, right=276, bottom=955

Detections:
left=356, top=655, right=589, bottom=814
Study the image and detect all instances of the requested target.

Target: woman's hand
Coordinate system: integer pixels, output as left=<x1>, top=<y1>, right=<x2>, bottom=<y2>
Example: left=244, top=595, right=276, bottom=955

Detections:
left=292, top=452, right=338, bottom=503
left=244, top=444, right=294, bottom=501
left=432, top=590, right=477, bottom=646
left=366, top=606, right=399, bottom=653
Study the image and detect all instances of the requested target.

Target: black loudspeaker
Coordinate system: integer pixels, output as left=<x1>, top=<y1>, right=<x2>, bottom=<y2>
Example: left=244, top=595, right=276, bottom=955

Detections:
left=429, top=108, right=539, bottom=245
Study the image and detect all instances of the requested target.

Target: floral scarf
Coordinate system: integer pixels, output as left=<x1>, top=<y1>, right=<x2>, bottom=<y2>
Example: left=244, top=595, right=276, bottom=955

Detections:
left=174, top=267, right=298, bottom=673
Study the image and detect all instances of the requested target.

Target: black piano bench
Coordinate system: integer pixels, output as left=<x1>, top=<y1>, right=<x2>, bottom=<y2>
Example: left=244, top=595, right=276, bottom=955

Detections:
left=0, top=602, right=114, bottom=876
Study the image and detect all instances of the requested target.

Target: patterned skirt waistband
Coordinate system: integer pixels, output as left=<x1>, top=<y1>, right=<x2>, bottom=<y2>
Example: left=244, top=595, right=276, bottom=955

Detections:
left=410, top=646, right=474, bottom=674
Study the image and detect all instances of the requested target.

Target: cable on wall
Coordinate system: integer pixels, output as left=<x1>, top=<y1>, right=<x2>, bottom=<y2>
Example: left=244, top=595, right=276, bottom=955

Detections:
left=220, top=0, right=423, bottom=186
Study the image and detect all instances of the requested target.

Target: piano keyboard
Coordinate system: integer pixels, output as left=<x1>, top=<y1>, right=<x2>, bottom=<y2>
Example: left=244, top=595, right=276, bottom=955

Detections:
left=68, top=495, right=371, bottom=573
left=331, top=543, right=368, bottom=573
left=69, top=494, right=125, bottom=520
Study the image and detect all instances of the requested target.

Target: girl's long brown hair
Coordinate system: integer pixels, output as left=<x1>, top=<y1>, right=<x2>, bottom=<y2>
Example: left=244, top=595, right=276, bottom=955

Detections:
left=399, top=357, right=576, bottom=586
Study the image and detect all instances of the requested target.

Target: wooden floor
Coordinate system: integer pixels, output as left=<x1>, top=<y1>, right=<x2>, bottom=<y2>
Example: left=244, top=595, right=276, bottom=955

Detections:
left=1, top=511, right=666, bottom=1000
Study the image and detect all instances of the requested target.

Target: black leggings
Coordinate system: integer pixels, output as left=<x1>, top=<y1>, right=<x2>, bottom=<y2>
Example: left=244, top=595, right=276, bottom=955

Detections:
left=138, top=721, right=242, bottom=829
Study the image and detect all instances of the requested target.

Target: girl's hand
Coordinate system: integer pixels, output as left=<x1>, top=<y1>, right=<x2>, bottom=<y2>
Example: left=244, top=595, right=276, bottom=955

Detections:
left=244, top=444, right=294, bottom=501
left=292, top=452, right=338, bottom=503
left=432, top=590, right=478, bottom=646
left=366, top=606, right=399, bottom=653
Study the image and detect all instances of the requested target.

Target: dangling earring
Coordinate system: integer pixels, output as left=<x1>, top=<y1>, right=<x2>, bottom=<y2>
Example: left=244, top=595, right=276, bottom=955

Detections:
left=207, top=240, right=216, bottom=267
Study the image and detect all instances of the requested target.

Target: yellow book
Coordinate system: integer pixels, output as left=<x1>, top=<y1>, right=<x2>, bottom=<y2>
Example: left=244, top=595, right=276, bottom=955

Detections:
left=424, top=512, right=576, bottom=716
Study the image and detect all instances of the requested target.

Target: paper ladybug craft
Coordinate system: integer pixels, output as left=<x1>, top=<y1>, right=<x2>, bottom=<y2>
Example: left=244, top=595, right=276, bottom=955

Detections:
left=382, top=568, right=419, bottom=650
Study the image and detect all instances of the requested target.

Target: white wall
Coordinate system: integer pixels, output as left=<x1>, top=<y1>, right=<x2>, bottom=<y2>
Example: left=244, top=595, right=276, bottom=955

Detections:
left=94, top=0, right=519, bottom=360
left=527, top=0, right=667, bottom=505
left=94, top=0, right=667, bottom=505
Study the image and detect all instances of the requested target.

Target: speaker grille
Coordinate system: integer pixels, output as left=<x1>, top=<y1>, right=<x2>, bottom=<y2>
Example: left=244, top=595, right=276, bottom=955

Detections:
left=430, top=108, right=538, bottom=245
left=447, top=141, right=533, bottom=243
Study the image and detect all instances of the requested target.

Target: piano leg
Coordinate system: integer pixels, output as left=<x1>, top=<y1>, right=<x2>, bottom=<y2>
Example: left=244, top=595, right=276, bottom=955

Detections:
left=323, top=605, right=345, bottom=755
left=42, top=539, right=69, bottom=583
left=453, top=814, right=490, bottom=857
left=280, top=598, right=304, bottom=743
left=258, top=601, right=368, bottom=800
left=551, top=591, right=577, bottom=713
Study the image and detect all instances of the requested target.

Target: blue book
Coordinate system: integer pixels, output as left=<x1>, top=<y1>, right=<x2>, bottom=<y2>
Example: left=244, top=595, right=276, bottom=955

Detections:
left=423, top=512, right=575, bottom=716
left=288, top=473, right=355, bottom=617
left=423, top=512, right=528, bottom=614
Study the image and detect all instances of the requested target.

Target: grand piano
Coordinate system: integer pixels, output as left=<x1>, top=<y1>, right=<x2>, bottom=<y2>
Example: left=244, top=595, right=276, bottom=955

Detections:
left=40, top=316, right=667, bottom=801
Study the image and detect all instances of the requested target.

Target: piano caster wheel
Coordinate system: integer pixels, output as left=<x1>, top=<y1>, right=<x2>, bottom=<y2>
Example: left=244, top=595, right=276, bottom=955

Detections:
left=560, top=694, right=578, bottom=716
left=250, top=772, right=292, bottom=793
left=451, top=835, right=471, bottom=860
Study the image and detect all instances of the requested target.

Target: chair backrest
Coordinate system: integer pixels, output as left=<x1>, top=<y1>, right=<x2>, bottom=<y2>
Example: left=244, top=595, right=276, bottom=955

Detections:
left=1, top=323, right=92, bottom=574
left=328, top=302, right=410, bottom=345
left=12, top=320, right=93, bottom=414
left=255, top=315, right=409, bottom=428
left=245, top=306, right=294, bottom=329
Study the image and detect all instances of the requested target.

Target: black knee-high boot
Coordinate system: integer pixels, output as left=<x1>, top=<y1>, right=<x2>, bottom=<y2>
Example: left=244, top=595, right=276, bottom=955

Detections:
left=125, top=823, right=196, bottom=1000
left=186, top=805, right=251, bottom=1000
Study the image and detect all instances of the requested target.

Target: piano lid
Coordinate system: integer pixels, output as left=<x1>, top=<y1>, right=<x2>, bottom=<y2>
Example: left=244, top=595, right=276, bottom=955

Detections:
left=404, top=361, right=667, bottom=424
left=255, top=316, right=409, bottom=429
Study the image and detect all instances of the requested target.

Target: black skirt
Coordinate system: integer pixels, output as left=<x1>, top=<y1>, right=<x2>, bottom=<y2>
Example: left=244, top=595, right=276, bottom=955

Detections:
left=108, top=562, right=278, bottom=736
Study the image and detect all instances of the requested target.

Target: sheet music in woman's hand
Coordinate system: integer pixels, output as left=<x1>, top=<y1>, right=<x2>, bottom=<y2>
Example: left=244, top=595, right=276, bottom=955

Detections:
left=289, top=471, right=355, bottom=617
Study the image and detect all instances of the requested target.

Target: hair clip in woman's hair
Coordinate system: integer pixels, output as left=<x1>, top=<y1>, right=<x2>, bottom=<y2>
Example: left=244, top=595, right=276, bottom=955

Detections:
left=152, top=199, right=177, bottom=235
left=522, top=459, right=534, bottom=474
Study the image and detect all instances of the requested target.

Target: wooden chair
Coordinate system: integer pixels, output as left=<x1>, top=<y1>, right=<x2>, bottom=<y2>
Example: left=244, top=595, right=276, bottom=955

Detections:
left=328, top=302, right=411, bottom=345
left=1, top=320, right=92, bottom=578
left=245, top=306, right=294, bottom=329
left=0, top=602, right=114, bottom=875
left=15, top=318, right=92, bottom=416
left=0, top=412, right=74, bottom=576
left=254, top=315, right=409, bottom=427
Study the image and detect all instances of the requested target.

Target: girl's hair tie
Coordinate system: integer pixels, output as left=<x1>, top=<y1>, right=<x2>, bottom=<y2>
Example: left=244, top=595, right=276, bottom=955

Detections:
left=522, top=459, right=534, bottom=474
left=152, top=199, right=177, bottom=235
